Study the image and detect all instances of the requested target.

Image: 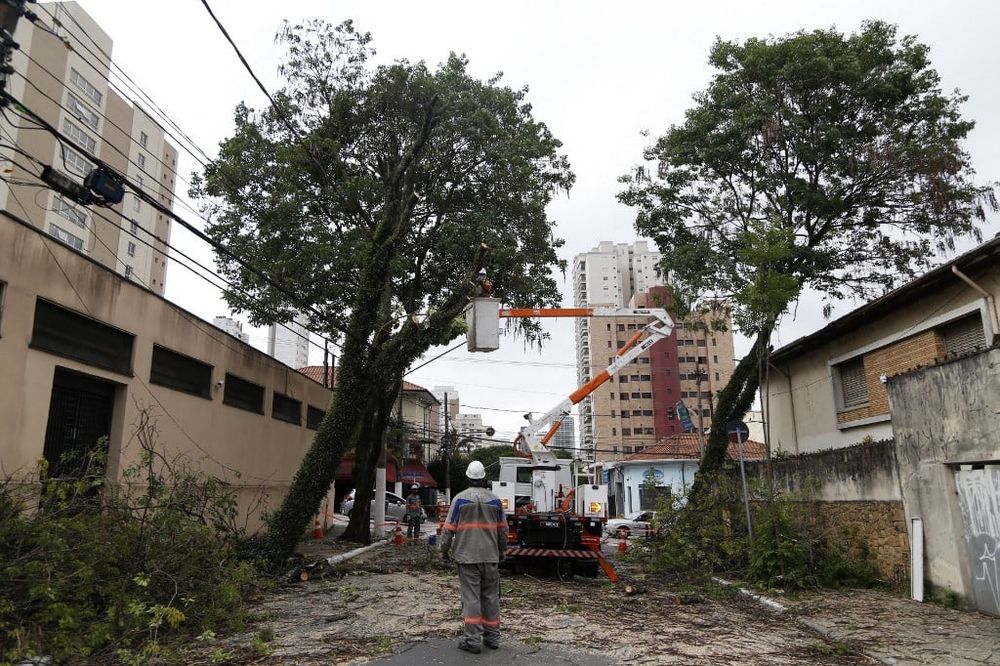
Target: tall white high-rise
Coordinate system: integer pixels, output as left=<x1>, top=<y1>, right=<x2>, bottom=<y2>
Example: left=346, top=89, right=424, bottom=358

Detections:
left=572, top=241, right=665, bottom=456
left=0, top=2, right=178, bottom=294
left=212, top=316, right=249, bottom=344
left=431, top=385, right=460, bottom=436
left=268, top=312, right=309, bottom=368
left=551, top=415, right=576, bottom=454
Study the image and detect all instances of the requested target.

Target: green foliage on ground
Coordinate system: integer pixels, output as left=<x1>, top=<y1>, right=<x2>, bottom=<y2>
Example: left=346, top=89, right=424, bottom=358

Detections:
left=0, top=418, right=263, bottom=663
left=630, top=472, right=880, bottom=591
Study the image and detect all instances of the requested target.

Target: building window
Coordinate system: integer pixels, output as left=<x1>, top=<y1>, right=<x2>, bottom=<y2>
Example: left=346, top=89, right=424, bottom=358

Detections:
left=306, top=405, right=325, bottom=430
left=715, top=372, right=720, bottom=381
left=630, top=374, right=639, bottom=381
left=62, top=147, right=92, bottom=177
left=222, top=373, right=264, bottom=413
left=139, top=131, right=148, bottom=147
left=124, top=265, right=133, bottom=279
left=640, top=375, right=650, bottom=381
left=137, top=153, right=146, bottom=169
left=130, top=220, right=139, bottom=234
left=620, top=394, right=629, bottom=401
left=941, top=313, right=985, bottom=358
left=607, top=340, right=612, bottom=348
left=644, top=428, right=655, bottom=435
left=48, top=224, right=84, bottom=250
left=150, top=344, right=212, bottom=398
left=62, top=118, right=96, bottom=154
left=66, top=92, right=99, bottom=130
left=836, top=357, right=868, bottom=410
left=713, top=355, right=718, bottom=363
left=622, top=428, right=631, bottom=436
left=642, top=409, right=653, bottom=416
left=127, top=241, right=136, bottom=257
left=31, top=298, right=134, bottom=374
left=612, top=428, right=617, bottom=436
left=272, top=392, right=302, bottom=425
left=52, top=196, right=87, bottom=229
left=133, top=196, right=141, bottom=212
left=619, top=376, right=628, bottom=383
left=621, top=410, right=629, bottom=418
left=617, top=324, right=625, bottom=331
left=70, top=68, right=102, bottom=106
left=623, top=446, right=633, bottom=454
left=631, top=392, right=641, bottom=398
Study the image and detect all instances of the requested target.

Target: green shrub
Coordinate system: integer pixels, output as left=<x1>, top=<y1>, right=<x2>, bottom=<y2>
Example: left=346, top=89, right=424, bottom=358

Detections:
left=0, top=409, right=263, bottom=663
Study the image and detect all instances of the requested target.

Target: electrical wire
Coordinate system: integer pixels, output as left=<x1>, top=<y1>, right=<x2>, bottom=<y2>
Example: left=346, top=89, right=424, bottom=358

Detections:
left=1, top=90, right=363, bottom=355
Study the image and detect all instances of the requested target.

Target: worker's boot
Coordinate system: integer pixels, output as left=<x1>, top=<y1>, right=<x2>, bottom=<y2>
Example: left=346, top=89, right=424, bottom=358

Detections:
left=458, top=640, right=482, bottom=654
left=484, top=638, right=499, bottom=650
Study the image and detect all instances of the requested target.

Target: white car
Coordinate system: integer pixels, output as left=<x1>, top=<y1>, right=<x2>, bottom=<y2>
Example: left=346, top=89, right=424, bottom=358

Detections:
left=605, top=511, right=657, bottom=538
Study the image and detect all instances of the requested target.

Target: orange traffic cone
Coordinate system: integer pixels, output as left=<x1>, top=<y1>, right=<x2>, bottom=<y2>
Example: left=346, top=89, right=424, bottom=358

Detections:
left=313, top=517, right=323, bottom=540
left=393, top=522, right=404, bottom=546
left=617, top=532, right=628, bottom=554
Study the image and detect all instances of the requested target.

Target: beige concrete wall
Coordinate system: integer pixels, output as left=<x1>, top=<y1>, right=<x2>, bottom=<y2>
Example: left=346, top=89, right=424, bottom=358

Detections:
left=0, top=219, right=332, bottom=533
left=766, top=270, right=995, bottom=454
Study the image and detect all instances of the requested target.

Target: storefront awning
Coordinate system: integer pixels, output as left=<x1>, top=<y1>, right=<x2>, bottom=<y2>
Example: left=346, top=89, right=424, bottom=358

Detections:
left=399, top=461, right=438, bottom=488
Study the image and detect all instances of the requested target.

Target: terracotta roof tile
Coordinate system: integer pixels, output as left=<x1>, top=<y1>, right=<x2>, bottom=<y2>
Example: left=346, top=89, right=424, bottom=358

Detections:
left=624, top=433, right=766, bottom=461
left=297, top=366, right=335, bottom=386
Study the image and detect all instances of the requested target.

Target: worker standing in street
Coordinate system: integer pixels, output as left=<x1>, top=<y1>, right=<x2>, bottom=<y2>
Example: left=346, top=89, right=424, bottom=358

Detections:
left=405, top=483, right=423, bottom=540
left=440, top=460, right=508, bottom=654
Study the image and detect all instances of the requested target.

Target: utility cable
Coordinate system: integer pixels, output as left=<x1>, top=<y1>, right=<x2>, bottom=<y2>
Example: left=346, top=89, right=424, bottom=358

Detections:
left=1, top=89, right=363, bottom=353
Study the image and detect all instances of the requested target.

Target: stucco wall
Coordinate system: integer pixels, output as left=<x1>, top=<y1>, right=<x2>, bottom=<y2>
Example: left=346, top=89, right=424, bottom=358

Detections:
left=0, top=219, right=332, bottom=533
left=887, top=347, right=1000, bottom=606
left=743, top=439, right=901, bottom=502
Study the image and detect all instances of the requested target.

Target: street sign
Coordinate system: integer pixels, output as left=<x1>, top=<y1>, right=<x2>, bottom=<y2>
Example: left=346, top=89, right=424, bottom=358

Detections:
left=726, top=420, right=749, bottom=443
left=676, top=401, right=695, bottom=433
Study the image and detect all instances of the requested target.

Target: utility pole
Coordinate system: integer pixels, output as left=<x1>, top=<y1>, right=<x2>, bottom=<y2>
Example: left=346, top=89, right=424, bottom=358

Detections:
left=694, top=361, right=707, bottom=457
left=443, top=392, right=451, bottom=503
left=322, top=340, right=329, bottom=388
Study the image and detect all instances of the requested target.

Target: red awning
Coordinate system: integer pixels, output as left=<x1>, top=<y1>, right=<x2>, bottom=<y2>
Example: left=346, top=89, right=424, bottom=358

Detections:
left=399, top=461, right=438, bottom=488
left=335, top=457, right=407, bottom=484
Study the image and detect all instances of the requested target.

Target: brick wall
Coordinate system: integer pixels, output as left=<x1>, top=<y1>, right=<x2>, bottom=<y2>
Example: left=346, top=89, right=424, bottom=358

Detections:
left=803, top=500, right=910, bottom=583
left=837, top=330, right=946, bottom=423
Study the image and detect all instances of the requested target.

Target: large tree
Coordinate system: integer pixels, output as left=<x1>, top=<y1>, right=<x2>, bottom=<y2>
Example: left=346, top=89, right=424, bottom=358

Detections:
left=194, top=20, right=573, bottom=561
left=618, top=21, right=995, bottom=493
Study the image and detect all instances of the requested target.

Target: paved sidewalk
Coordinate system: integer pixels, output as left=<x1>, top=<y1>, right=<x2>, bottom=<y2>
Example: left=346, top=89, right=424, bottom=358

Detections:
left=784, top=589, right=1000, bottom=665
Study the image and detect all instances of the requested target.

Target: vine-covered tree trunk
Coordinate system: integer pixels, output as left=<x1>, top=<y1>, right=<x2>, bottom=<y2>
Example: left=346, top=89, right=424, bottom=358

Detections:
left=689, top=329, right=769, bottom=504
left=342, top=378, right=397, bottom=543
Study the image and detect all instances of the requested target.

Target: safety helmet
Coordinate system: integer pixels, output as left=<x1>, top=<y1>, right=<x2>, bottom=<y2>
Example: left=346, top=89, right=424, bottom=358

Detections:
left=411, top=484, right=419, bottom=490
left=466, top=460, right=486, bottom=480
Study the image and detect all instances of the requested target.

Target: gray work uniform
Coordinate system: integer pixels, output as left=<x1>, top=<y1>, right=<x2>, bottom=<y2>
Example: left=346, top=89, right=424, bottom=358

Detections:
left=405, top=491, right=422, bottom=538
left=439, top=486, right=508, bottom=648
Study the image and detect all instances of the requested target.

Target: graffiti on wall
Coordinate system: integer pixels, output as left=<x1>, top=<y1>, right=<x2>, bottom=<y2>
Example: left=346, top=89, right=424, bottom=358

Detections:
left=955, top=465, right=1000, bottom=616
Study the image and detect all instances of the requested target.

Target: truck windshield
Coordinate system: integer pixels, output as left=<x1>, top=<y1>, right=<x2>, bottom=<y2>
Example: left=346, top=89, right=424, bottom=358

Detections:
left=516, top=467, right=533, bottom=483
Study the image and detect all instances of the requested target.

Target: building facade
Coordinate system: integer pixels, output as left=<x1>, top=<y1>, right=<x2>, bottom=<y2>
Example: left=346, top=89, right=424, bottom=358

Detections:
left=573, top=241, right=666, bottom=455
left=578, top=281, right=736, bottom=462
left=0, top=1, right=177, bottom=294
left=212, top=316, right=249, bottom=344
left=267, top=312, right=310, bottom=369
left=0, top=217, right=332, bottom=532
left=550, top=415, right=576, bottom=454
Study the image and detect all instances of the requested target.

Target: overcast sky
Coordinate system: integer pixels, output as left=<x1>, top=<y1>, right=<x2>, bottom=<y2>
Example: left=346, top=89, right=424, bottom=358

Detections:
left=72, top=0, right=1000, bottom=440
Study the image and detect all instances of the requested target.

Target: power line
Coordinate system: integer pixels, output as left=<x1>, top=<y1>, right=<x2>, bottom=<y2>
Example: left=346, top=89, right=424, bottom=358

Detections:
left=1, top=90, right=362, bottom=354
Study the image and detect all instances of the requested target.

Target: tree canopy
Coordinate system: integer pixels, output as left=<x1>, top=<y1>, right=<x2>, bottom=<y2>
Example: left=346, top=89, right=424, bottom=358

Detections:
left=619, top=21, right=995, bottom=485
left=194, top=20, right=573, bottom=558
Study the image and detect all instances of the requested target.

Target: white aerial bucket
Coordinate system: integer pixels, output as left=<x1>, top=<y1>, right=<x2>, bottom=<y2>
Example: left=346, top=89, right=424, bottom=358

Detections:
left=466, top=297, right=500, bottom=352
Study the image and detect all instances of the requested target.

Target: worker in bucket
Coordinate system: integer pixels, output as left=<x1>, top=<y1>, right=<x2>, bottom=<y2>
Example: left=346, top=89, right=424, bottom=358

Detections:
left=439, top=460, right=508, bottom=654
left=405, top=483, right=423, bottom=540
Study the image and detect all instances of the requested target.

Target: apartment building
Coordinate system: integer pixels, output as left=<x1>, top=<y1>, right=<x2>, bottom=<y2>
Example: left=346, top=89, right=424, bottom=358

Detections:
left=212, top=316, right=249, bottom=344
left=572, top=241, right=735, bottom=462
left=550, top=415, right=576, bottom=454
left=573, top=241, right=665, bottom=455
left=0, top=2, right=177, bottom=294
left=267, top=312, right=310, bottom=368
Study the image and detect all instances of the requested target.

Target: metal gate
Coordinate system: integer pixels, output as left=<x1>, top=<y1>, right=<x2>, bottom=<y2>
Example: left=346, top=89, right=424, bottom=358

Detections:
left=954, top=464, right=1000, bottom=616
left=42, top=368, right=115, bottom=479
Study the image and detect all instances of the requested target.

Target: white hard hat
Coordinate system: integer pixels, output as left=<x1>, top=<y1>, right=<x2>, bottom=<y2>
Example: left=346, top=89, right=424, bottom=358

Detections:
left=411, top=484, right=419, bottom=489
left=466, top=460, right=486, bottom=480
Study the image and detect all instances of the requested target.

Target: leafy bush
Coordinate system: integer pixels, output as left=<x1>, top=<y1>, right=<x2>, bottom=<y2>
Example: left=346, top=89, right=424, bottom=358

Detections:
left=0, top=409, right=264, bottom=663
left=634, top=469, right=880, bottom=591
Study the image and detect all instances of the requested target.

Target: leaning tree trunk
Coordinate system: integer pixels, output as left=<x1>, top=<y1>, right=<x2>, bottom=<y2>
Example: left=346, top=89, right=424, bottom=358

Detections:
left=689, top=329, right=770, bottom=504
left=342, top=380, right=398, bottom=543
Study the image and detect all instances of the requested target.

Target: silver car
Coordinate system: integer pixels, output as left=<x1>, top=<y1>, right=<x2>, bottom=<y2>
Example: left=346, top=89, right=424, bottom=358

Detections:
left=339, top=489, right=411, bottom=522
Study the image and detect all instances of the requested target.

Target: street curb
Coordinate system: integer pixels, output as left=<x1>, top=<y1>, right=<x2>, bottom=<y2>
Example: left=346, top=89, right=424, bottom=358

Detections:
left=326, top=539, right=389, bottom=566
left=711, top=576, right=787, bottom=613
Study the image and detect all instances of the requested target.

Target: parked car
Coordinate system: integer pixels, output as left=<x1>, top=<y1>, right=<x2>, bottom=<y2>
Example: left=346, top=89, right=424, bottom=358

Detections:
left=605, top=510, right=657, bottom=538
left=340, top=490, right=427, bottom=522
